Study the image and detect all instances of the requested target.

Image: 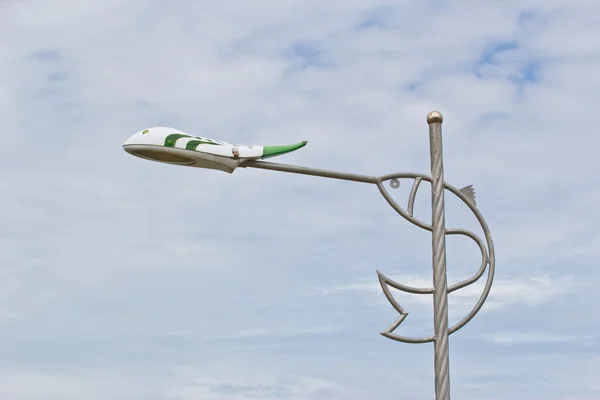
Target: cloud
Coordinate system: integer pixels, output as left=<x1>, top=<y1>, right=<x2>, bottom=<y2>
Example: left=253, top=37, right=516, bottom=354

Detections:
left=165, top=369, right=349, bottom=400
left=480, top=332, right=596, bottom=345
left=306, top=273, right=578, bottom=316
left=1, top=0, right=600, bottom=399
left=0, top=368, right=162, bottom=400
left=228, top=325, right=338, bottom=339
left=158, top=325, right=339, bottom=341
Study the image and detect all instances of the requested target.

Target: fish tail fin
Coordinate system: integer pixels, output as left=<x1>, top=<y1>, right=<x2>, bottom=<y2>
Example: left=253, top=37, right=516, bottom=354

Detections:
left=459, top=185, right=476, bottom=207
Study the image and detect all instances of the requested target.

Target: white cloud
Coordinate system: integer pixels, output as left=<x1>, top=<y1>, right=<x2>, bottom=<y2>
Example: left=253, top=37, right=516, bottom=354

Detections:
left=480, top=331, right=595, bottom=345
left=165, top=369, right=346, bottom=400
left=0, top=368, right=159, bottom=400
left=308, top=273, right=577, bottom=313
left=228, top=325, right=338, bottom=339
left=1, top=0, right=599, bottom=399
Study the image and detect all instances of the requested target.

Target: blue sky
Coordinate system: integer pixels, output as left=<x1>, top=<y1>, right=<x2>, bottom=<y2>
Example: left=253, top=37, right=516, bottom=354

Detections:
left=1, top=0, right=599, bottom=399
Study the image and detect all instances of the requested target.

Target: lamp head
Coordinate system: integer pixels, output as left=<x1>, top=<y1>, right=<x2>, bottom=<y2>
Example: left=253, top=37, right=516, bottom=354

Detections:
left=123, top=127, right=307, bottom=173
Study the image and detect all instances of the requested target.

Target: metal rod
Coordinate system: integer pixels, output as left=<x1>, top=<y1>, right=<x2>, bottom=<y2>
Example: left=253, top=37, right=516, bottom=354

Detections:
left=241, top=160, right=379, bottom=184
left=427, top=111, right=451, bottom=400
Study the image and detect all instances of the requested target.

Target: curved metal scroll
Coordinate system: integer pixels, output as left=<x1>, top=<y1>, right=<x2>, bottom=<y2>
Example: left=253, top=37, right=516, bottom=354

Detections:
left=374, top=172, right=495, bottom=344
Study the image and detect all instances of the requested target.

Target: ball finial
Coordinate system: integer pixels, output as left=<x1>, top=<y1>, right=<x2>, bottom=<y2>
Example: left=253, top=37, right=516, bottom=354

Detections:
left=427, top=111, right=443, bottom=124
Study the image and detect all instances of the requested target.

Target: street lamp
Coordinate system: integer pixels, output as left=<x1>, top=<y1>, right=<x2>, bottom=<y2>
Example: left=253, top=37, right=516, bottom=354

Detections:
left=123, top=112, right=495, bottom=400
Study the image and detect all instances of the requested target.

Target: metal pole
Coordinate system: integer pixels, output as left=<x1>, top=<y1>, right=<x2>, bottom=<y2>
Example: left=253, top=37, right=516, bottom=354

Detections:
left=427, top=111, right=451, bottom=400
left=241, top=160, right=378, bottom=184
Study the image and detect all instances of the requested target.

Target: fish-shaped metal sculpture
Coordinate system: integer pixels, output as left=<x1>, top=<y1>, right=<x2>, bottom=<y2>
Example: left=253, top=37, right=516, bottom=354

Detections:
left=374, top=174, right=494, bottom=344
left=122, top=127, right=307, bottom=173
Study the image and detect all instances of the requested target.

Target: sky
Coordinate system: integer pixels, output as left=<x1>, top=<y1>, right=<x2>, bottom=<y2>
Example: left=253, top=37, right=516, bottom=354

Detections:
left=1, top=0, right=599, bottom=399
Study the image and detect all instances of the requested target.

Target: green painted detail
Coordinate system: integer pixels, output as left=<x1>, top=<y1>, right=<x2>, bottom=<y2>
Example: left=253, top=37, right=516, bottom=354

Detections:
left=142, top=129, right=149, bottom=134
left=185, top=139, right=220, bottom=150
left=261, top=141, right=308, bottom=159
left=164, top=133, right=193, bottom=147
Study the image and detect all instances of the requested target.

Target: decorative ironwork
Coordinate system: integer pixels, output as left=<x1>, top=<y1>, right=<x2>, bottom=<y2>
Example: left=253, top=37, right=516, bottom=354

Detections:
left=238, top=111, right=496, bottom=400
left=375, top=174, right=495, bottom=341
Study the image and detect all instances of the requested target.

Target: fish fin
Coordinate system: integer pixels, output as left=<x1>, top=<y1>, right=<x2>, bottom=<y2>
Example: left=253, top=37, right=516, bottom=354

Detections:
left=261, top=141, right=307, bottom=159
left=459, top=185, right=477, bottom=207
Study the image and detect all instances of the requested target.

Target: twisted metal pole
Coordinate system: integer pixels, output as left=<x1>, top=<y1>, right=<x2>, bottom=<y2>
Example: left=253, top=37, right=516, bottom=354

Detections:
left=427, top=111, right=451, bottom=400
